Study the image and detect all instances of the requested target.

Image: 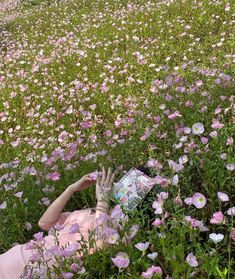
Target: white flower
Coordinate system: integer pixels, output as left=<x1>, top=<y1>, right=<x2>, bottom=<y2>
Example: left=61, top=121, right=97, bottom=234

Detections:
left=192, top=122, right=205, bottom=135
left=157, top=232, right=166, bottom=238
left=147, top=252, right=158, bottom=260
left=209, top=233, right=224, bottom=244
left=65, top=105, right=73, bottom=114
left=226, top=163, right=235, bottom=171
left=217, top=192, right=229, bottom=202
left=178, top=155, right=188, bottom=164
left=186, top=253, right=198, bottom=267
left=159, top=104, right=166, bottom=110
left=179, top=135, right=188, bottom=142
left=168, top=160, right=184, bottom=172
left=171, top=174, right=179, bottom=185
left=135, top=242, right=150, bottom=251
left=0, top=201, right=7, bottom=209
left=227, top=207, right=235, bottom=216
left=220, top=153, right=227, bottom=160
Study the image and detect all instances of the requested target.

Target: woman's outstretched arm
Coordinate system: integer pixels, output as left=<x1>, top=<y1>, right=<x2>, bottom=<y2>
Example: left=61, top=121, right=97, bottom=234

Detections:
left=38, top=173, right=97, bottom=230
left=38, top=186, right=74, bottom=230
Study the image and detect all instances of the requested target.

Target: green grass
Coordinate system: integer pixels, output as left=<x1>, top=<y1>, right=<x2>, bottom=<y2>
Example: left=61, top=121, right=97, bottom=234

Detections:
left=0, top=0, right=234, bottom=278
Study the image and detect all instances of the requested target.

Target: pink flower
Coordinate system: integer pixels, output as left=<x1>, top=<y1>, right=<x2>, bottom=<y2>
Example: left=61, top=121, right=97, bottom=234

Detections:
left=209, top=131, right=218, bottom=138
left=230, top=228, right=235, bottom=241
left=184, top=127, right=192, bottom=134
left=185, top=216, right=208, bottom=231
left=141, top=268, right=153, bottom=278
left=152, top=175, right=168, bottom=187
left=25, top=240, right=37, bottom=250
left=195, top=80, right=203, bottom=87
left=53, top=224, right=63, bottom=231
left=168, top=159, right=184, bottom=172
left=110, top=205, right=125, bottom=220
left=217, top=192, right=229, bottom=202
left=62, top=242, right=79, bottom=257
left=173, top=195, right=183, bottom=205
left=62, top=272, right=74, bottom=279
left=141, top=268, right=154, bottom=278
left=45, top=245, right=63, bottom=258
left=168, top=111, right=182, bottom=120
left=151, top=266, right=162, bottom=274
left=108, top=232, right=120, bottom=245
left=194, top=220, right=209, bottom=232
left=152, top=199, right=164, bottom=214
left=141, top=266, right=162, bottom=278
left=211, top=121, right=224, bottom=129
left=152, top=218, right=162, bottom=227
left=127, top=224, right=139, bottom=239
left=147, top=159, right=163, bottom=171
left=49, top=171, right=61, bottom=181
left=29, top=251, right=42, bottom=263
left=135, top=242, right=150, bottom=251
left=69, top=223, right=80, bottom=234
left=184, top=197, right=193, bottom=205
left=226, top=137, right=233, bottom=146
left=105, top=228, right=120, bottom=244
left=192, top=122, right=204, bottom=135
left=111, top=252, right=130, bottom=268
left=104, top=129, right=112, bottom=137
left=186, top=253, right=198, bottom=267
left=70, top=263, right=79, bottom=272
left=33, top=232, right=44, bottom=241
left=97, top=213, right=111, bottom=227
left=210, top=211, right=224, bottom=224
left=157, top=192, right=168, bottom=200
left=192, top=193, right=207, bottom=209
left=200, top=137, right=208, bottom=144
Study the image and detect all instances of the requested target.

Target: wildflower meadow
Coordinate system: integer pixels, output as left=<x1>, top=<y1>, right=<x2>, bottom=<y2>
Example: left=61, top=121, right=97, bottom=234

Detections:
left=0, top=0, right=234, bottom=278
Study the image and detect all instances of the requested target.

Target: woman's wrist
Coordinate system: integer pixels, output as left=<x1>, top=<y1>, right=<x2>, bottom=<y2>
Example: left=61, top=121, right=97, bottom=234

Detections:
left=67, top=185, right=76, bottom=195
left=96, top=199, right=109, bottom=212
left=97, top=199, right=109, bottom=207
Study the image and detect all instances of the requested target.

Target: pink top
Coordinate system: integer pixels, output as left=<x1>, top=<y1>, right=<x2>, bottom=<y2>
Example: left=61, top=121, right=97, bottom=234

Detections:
left=0, top=208, right=98, bottom=279
left=22, top=208, right=97, bottom=263
left=45, top=208, right=95, bottom=246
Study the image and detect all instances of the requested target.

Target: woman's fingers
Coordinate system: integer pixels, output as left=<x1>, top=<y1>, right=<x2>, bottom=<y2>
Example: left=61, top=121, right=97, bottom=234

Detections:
left=105, top=167, right=112, bottom=184
left=110, top=168, right=118, bottom=184
left=99, top=166, right=119, bottom=186
left=101, top=166, right=106, bottom=185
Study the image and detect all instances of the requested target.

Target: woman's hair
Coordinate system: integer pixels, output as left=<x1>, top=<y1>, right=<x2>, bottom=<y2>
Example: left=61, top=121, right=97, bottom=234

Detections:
left=136, top=164, right=154, bottom=178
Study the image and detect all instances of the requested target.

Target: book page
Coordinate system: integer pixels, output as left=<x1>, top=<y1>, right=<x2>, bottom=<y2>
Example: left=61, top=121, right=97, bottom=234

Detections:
left=111, top=168, right=154, bottom=211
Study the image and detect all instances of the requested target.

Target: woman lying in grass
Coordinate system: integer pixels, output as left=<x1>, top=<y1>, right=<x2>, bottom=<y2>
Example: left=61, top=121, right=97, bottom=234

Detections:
left=0, top=167, right=118, bottom=279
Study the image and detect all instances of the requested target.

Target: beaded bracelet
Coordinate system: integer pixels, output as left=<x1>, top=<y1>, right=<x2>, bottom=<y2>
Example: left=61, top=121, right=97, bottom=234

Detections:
left=96, top=205, right=109, bottom=212
left=96, top=204, right=109, bottom=212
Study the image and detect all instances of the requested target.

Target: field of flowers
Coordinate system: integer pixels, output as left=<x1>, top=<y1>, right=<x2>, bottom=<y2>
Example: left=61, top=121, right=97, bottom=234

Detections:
left=0, top=0, right=234, bottom=278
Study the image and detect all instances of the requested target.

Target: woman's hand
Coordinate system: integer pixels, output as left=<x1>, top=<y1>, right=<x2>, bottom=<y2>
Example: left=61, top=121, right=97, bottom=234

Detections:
left=69, top=172, right=99, bottom=193
left=96, top=167, right=118, bottom=203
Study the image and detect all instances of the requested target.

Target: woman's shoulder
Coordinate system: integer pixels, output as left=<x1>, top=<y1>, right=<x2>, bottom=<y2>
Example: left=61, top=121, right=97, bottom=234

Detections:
left=71, top=207, right=96, bottom=215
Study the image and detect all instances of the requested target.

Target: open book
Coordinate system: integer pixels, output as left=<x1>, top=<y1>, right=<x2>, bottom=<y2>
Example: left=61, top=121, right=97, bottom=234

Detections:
left=110, top=167, right=155, bottom=211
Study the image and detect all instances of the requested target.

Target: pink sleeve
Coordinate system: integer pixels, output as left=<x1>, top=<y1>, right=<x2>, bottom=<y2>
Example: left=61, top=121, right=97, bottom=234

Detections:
left=39, top=212, right=72, bottom=231
left=56, top=212, right=72, bottom=225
